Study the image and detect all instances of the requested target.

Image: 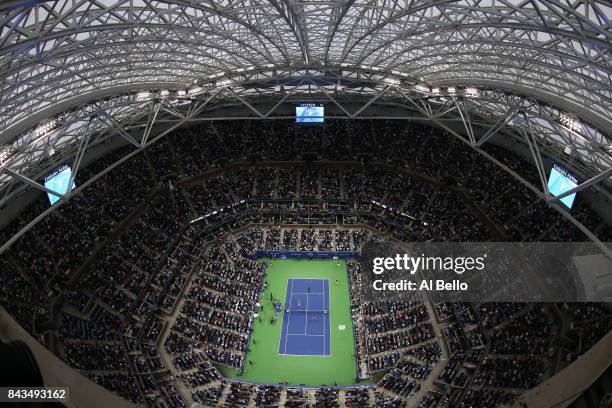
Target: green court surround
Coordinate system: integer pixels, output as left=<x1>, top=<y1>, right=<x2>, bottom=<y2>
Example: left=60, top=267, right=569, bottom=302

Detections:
left=228, top=259, right=359, bottom=386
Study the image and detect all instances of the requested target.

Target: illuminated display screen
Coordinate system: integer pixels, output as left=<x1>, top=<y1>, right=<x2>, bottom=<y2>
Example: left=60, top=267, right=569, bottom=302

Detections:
left=44, top=164, right=75, bottom=204
left=296, top=104, right=324, bottom=123
left=547, top=164, right=578, bottom=209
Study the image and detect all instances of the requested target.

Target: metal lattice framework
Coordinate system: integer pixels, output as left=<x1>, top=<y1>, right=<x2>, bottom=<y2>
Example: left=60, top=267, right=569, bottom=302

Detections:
left=0, top=0, right=611, bottom=253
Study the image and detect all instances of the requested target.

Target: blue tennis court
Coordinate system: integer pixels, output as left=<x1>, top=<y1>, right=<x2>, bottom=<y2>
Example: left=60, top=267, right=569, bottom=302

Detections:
left=279, top=278, right=331, bottom=356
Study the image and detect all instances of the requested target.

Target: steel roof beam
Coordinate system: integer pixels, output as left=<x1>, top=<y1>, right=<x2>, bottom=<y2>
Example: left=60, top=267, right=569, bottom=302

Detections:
left=546, top=168, right=612, bottom=203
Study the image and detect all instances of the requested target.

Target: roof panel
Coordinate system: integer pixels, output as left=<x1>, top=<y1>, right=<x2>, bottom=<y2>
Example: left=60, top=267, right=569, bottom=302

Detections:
left=0, top=0, right=609, bottom=183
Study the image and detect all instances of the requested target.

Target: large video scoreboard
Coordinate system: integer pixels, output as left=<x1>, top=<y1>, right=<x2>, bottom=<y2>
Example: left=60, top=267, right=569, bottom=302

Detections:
left=296, top=103, right=324, bottom=123
left=43, top=164, right=75, bottom=204
left=547, top=164, right=578, bottom=209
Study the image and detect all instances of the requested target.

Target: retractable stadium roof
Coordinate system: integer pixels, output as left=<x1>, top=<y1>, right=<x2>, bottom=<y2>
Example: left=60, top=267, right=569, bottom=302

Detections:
left=0, top=0, right=610, bottom=251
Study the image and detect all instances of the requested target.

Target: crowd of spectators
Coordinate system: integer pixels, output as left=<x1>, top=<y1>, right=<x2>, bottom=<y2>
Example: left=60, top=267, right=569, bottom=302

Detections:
left=431, top=302, right=577, bottom=407
left=0, top=119, right=611, bottom=407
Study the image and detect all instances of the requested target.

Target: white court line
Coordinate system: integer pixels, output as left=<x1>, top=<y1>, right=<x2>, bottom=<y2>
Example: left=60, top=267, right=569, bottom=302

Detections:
left=278, top=353, right=329, bottom=357
left=304, top=291, right=309, bottom=335
left=283, top=279, right=294, bottom=354
left=323, top=279, right=327, bottom=356
left=279, top=278, right=332, bottom=357
left=328, top=278, right=333, bottom=357
left=287, top=277, right=325, bottom=294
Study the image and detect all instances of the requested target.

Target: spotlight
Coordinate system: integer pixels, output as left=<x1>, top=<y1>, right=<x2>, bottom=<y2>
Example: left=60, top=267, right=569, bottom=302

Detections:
left=383, top=77, right=400, bottom=85
left=465, top=87, right=479, bottom=97
left=0, top=146, right=10, bottom=166
left=188, top=86, right=202, bottom=95
left=414, top=84, right=430, bottom=94
left=35, top=119, right=57, bottom=137
left=136, top=91, right=150, bottom=101
left=560, top=113, right=581, bottom=133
